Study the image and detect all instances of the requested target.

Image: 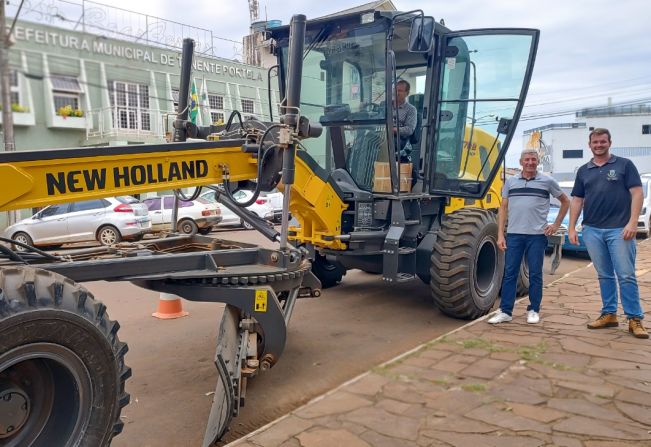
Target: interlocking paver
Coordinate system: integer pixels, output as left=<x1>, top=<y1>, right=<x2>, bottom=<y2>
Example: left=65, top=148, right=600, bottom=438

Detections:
left=507, top=402, right=567, bottom=423
left=296, top=428, right=371, bottom=447
left=547, top=398, right=631, bottom=422
left=553, top=415, right=651, bottom=440
left=345, top=407, right=421, bottom=441
left=465, top=403, right=551, bottom=433
left=297, top=391, right=372, bottom=419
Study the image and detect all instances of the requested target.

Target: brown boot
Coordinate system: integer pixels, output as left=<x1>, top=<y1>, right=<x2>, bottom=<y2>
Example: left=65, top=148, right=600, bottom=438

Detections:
left=587, top=313, right=619, bottom=329
left=629, top=318, right=649, bottom=339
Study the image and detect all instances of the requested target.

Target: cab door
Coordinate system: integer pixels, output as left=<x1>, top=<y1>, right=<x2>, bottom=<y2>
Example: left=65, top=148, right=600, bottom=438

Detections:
left=426, top=29, right=539, bottom=198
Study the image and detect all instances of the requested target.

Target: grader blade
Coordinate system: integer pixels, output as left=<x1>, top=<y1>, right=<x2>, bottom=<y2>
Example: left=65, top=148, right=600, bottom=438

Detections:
left=203, top=305, right=245, bottom=446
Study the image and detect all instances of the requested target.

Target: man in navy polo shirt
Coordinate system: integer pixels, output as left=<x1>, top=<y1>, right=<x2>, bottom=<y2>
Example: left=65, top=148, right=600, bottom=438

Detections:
left=488, top=148, right=569, bottom=325
left=569, top=128, right=648, bottom=339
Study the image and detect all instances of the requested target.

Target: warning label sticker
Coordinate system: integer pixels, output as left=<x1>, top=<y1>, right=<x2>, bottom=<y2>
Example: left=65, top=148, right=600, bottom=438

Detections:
left=254, top=290, right=268, bottom=312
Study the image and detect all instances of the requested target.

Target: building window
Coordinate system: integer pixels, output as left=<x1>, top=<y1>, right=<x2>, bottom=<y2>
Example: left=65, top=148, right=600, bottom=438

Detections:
left=208, top=94, right=224, bottom=124
left=210, top=112, right=224, bottom=124
left=9, top=70, right=20, bottom=105
left=241, top=98, right=255, bottom=115
left=171, top=88, right=179, bottom=110
left=109, top=81, right=150, bottom=131
left=643, top=124, right=651, bottom=135
left=208, top=94, right=223, bottom=110
left=51, top=75, right=82, bottom=115
left=563, top=149, right=583, bottom=159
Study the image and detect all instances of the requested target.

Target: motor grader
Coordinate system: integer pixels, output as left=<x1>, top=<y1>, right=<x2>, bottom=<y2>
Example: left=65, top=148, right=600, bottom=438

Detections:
left=0, top=10, right=538, bottom=446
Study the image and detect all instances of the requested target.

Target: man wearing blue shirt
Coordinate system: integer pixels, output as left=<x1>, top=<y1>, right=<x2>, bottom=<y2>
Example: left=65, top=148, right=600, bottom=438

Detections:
left=569, top=128, right=648, bottom=339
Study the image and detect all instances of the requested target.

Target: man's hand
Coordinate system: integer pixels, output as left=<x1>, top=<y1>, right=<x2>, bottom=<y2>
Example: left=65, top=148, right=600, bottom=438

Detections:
left=544, top=223, right=559, bottom=236
left=497, top=234, right=507, bottom=252
left=393, top=127, right=398, bottom=134
left=568, top=228, right=579, bottom=245
left=622, top=223, right=637, bottom=240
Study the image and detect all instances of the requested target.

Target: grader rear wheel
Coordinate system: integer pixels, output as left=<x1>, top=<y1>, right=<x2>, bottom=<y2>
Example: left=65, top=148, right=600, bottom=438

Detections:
left=0, top=267, right=130, bottom=447
left=430, top=209, right=504, bottom=319
left=516, top=255, right=530, bottom=297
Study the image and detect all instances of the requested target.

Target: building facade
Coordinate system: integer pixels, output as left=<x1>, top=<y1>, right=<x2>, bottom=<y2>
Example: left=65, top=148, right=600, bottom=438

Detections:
left=0, top=18, right=279, bottom=227
left=1, top=19, right=277, bottom=152
left=524, top=104, right=651, bottom=181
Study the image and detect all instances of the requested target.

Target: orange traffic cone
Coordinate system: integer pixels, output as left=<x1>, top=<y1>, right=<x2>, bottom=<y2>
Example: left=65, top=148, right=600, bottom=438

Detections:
left=152, top=292, right=189, bottom=319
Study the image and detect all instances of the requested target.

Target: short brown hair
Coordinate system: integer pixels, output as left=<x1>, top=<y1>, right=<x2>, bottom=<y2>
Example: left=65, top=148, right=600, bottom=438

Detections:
left=589, top=127, right=611, bottom=143
left=397, top=79, right=410, bottom=93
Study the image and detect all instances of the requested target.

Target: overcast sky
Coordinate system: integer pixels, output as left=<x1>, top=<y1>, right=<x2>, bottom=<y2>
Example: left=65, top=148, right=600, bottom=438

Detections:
left=13, top=0, right=651, bottom=166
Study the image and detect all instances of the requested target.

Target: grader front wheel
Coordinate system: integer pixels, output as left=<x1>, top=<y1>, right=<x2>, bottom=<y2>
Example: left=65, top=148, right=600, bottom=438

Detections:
left=0, top=267, right=130, bottom=447
left=430, top=209, right=504, bottom=319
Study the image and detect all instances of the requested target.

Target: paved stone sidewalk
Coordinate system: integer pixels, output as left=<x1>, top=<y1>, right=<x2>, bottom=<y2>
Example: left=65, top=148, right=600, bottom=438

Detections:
left=228, top=243, right=651, bottom=447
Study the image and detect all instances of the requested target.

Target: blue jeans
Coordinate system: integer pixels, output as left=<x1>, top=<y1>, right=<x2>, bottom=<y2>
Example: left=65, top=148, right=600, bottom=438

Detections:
left=582, top=226, right=644, bottom=319
left=500, top=233, right=548, bottom=316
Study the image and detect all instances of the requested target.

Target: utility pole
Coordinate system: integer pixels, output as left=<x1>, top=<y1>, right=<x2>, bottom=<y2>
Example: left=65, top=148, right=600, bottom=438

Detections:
left=0, top=0, right=18, bottom=226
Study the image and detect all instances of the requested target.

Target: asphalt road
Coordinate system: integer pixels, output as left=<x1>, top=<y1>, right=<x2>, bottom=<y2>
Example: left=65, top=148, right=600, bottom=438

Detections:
left=77, top=229, right=590, bottom=447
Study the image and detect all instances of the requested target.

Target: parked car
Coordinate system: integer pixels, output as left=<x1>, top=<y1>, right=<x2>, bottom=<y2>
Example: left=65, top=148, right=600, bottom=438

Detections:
left=142, top=196, right=221, bottom=234
left=260, top=188, right=284, bottom=223
left=4, top=196, right=151, bottom=251
left=548, top=181, right=587, bottom=253
left=200, top=189, right=274, bottom=230
left=637, top=174, right=651, bottom=237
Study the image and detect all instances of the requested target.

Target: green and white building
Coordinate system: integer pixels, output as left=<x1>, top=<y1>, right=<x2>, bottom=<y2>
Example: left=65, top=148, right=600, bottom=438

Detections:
left=1, top=18, right=275, bottom=151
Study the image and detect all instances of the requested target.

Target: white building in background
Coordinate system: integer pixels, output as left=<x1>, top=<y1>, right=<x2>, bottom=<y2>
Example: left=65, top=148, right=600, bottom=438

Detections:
left=524, top=104, right=651, bottom=181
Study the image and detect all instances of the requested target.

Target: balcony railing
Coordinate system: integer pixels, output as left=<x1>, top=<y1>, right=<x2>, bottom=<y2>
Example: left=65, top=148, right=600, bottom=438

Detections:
left=85, top=106, right=166, bottom=141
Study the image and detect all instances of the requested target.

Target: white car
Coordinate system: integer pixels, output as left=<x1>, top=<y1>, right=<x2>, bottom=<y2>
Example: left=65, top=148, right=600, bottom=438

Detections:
left=260, top=189, right=284, bottom=223
left=638, top=174, right=651, bottom=236
left=200, top=189, right=275, bottom=230
left=4, top=196, right=151, bottom=250
left=143, top=196, right=221, bottom=234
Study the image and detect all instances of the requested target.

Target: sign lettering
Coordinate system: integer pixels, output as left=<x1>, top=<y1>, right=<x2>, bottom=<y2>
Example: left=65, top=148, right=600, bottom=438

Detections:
left=13, top=25, right=264, bottom=81
left=45, top=160, right=209, bottom=195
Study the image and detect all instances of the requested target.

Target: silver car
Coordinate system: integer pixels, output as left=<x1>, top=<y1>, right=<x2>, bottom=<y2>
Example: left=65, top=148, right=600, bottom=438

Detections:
left=4, top=196, right=151, bottom=250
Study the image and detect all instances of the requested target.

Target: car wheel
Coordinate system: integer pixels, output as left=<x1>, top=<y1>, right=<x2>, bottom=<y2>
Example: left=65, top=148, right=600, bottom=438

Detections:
left=12, top=232, right=34, bottom=252
left=241, top=219, right=254, bottom=230
left=97, top=226, right=122, bottom=246
left=178, top=219, right=198, bottom=235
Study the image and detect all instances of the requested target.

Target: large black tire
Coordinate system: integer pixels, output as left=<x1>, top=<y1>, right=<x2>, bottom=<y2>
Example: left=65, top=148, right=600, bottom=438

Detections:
left=311, top=252, right=346, bottom=289
left=516, top=255, right=530, bottom=297
left=430, top=209, right=504, bottom=319
left=0, top=267, right=130, bottom=446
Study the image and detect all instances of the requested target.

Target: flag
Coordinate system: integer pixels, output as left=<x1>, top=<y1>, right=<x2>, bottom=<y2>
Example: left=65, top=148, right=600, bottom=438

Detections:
left=189, top=80, right=199, bottom=124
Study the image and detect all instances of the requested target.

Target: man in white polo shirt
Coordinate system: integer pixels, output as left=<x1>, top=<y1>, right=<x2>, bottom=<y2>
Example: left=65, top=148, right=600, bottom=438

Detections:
left=488, top=148, right=570, bottom=324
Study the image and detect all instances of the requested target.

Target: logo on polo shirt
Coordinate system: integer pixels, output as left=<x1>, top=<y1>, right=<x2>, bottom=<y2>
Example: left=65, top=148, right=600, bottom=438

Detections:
left=607, top=170, right=618, bottom=181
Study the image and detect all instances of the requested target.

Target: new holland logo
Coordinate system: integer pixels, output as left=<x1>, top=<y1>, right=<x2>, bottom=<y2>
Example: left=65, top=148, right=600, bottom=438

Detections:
left=607, top=169, right=618, bottom=181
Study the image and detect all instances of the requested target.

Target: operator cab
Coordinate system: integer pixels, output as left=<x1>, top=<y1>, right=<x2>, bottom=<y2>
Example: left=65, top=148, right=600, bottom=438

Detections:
left=271, top=11, right=538, bottom=199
